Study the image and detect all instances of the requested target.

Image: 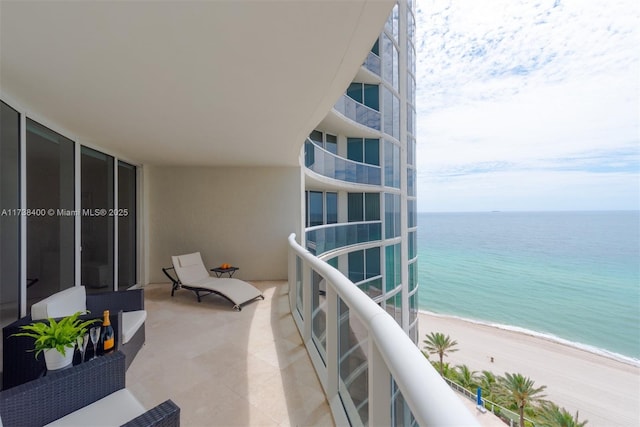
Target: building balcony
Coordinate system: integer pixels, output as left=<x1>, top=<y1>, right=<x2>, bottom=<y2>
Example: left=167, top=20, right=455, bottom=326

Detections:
left=125, top=281, right=333, bottom=426
left=333, top=95, right=382, bottom=131
left=122, top=256, right=479, bottom=427
left=304, top=139, right=382, bottom=186
left=363, top=51, right=381, bottom=76
left=287, top=234, right=479, bottom=426
left=305, top=221, right=382, bottom=256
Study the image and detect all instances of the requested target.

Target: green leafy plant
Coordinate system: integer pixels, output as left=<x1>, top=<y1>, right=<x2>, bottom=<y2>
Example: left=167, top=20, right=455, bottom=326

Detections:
left=12, top=311, right=98, bottom=357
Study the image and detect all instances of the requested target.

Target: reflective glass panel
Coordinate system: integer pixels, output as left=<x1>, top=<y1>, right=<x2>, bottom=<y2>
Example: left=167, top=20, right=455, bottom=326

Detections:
left=81, top=146, right=114, bottom=293
left=26, top=120, right=75, bottom=310
left=348, top=193, right=363, bottom=222
left=338, top=297, right=369, bottom=425
left=1, top=102, right=20, bottom=336
left=326, top=192, right=338, bottom=224
left=348, top=250, right=365, bottom=283
left=117, top=161, right=136, bottom=288
left=309, top=191, right=323, bottom=226
left=364, top=138, right=380, bottom=166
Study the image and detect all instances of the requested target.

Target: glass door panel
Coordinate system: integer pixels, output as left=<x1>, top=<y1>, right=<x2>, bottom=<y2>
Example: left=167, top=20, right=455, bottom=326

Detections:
left=81, top=147, right=114, bottom=293
left=117, top=161, right=136, bottom=288
left=26, top=120, right=75, bottom=310
left=1, top=102, right=21, bottom=375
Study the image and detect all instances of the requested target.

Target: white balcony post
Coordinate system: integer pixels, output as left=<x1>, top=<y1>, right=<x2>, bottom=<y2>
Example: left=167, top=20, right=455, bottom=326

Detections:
left=325, top=283, right=339, bottom=399
left=288, top=246, right=296, bottom=314
left=302, top=260, right=312, bottom=343
left=369, top=338, right=391, bottom=425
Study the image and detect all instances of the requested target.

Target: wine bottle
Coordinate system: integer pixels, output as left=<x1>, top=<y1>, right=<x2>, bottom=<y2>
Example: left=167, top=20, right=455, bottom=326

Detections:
left=101, top=310, right=115, bottom=354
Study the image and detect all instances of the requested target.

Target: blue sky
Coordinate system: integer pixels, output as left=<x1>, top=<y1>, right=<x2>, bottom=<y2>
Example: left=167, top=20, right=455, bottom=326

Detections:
left=415, top=0, right=640, bottom=212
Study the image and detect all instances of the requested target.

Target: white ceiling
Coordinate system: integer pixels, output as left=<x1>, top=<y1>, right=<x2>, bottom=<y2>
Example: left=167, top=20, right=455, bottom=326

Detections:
left=0, top=0, right=393, bottom=167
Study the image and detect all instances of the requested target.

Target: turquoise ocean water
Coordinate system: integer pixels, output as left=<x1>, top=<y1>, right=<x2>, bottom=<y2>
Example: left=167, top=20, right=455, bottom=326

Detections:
left=417, top=211, right=640, bottom=363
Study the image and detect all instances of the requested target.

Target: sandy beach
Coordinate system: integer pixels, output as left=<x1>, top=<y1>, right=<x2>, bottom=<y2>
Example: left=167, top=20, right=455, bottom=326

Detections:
left=418, top=311, right=640, bottom=427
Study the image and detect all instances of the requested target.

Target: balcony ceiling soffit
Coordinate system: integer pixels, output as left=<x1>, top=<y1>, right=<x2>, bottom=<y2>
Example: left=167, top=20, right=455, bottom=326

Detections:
left=0, top=1, right=393, bottom=167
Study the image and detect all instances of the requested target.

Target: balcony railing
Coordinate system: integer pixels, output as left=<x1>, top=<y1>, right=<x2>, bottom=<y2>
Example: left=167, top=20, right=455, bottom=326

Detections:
left=305, top=221, right=382, bottom=256
left=363, top=51, right=381, bottom=76
left=305, top=140, right=381, bottom=186
left=333, top=95, right=381, bottom=131
left=288, top=233, right=479, bottom=427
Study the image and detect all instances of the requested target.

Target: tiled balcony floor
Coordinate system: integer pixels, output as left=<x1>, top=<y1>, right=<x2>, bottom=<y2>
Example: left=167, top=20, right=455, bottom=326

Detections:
left=126, top=282, right=334, bottom=426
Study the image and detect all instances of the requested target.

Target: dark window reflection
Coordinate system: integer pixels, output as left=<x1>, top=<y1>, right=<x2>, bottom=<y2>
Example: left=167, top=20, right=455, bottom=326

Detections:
left=81, top=147, right=114, bottom=293
left=118, top=161, right=136, bottom=288
left=26, top=120, right=75, bottom=310
left=1, top=102, right=21, bottom=338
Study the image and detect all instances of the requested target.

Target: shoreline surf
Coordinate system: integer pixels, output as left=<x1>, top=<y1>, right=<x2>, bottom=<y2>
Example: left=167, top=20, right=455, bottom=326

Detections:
left=418, top=309, right=640, bottom=368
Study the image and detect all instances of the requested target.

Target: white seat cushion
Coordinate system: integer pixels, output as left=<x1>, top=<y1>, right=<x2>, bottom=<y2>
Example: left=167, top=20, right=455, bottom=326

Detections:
left=44, top=389, right=146, bottom=427
left=186, top=277, right=263, bottom=306
left=31, top=286, right=87, bottom=320
left=172, top=252, right=210, bottom=283
left=121, top=310, right=147, bottom=344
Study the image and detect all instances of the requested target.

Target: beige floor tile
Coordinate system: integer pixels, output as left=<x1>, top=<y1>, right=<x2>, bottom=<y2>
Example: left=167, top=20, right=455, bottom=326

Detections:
left=126, top=282, right=334, bottom=427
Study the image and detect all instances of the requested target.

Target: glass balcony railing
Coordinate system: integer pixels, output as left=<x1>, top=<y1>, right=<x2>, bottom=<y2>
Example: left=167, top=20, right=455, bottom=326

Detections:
left=363, top=51, right=381, bottom=76
left=305, top=221, right=382, bottom=256
left=304, top=140, right=381, bottom=186
left=333, top=95, right=381, bottom=131
left=287, top=234, right=479, bottom=427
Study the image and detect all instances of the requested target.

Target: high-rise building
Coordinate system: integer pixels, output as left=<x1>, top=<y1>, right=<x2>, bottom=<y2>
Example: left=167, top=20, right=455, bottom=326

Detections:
left=303, top=0, right=418, bottom=344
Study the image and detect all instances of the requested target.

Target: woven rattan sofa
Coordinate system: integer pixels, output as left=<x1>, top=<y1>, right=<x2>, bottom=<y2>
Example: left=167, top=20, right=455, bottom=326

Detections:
left=0, top=352, right=179, bottom=427
left=3, top=287, right=146, bottom=389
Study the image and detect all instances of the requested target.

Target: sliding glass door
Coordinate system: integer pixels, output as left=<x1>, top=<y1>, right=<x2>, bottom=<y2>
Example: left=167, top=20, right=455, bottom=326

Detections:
left=118, top=161, right=137, bottom=288
left=25, top=120, right=75, bottom=311
left=81, top=147, right=114, bottom=293
left=0, top=101, right=139, bottom=324
left=1, top=102, right=21, bottom=335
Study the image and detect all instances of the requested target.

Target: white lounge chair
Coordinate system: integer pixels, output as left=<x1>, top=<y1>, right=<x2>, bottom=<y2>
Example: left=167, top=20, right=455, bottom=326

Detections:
left=162, top=252, right=263, bottom=311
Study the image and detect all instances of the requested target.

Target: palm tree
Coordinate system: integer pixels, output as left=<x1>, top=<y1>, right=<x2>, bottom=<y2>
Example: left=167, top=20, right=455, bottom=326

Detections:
left=455, top=364, right=479, bottom=391
left=423, top=332, right=459, bottom=376
left=537, top=403, right=588, bottom=427
left=479, top=370, right=497, bottom=398
left=430, top=361, right=455, bottom=380
left=498, top=372, right=547, bottom=427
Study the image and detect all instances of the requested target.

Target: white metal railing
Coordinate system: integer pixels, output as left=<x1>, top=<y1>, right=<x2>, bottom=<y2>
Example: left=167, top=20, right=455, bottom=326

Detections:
left=288, top=233, right=479, bottom=426
left=444, top=378, right=535, bottom=427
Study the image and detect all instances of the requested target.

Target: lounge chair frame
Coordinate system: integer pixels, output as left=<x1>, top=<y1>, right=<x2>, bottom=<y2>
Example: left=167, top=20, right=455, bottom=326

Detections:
left=162, top=266, right=264, bottom=311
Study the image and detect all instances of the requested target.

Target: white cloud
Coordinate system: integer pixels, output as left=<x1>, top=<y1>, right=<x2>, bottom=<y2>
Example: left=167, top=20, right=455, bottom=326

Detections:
left=415, top=0, right=640, bottom=211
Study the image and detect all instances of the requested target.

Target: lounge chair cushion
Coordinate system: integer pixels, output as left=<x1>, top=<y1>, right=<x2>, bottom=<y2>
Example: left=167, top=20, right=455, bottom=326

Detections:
left=121, top=310, right=147, bottom=344
left=187, top=277, right=263, bottom=306
left=44, top=389, right=146, bottom=427
left=31, top=286, right=87, bottom=320
left=173, top=253, right=210, bottom=283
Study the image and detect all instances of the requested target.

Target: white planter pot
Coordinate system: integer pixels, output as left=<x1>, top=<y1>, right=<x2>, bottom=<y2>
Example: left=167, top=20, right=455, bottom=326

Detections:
left=43, top=346, right=75, bottom=370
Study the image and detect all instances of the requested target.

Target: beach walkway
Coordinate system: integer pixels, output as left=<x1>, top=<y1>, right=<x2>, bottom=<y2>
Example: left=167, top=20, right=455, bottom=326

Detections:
left=457, top=394, right=506, bottom=427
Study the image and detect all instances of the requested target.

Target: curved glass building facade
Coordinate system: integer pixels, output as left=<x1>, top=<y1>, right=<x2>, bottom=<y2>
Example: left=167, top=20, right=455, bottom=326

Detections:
left=304, top=0, right=417, bottom=341
left=302, top=2, right=418, bottom=424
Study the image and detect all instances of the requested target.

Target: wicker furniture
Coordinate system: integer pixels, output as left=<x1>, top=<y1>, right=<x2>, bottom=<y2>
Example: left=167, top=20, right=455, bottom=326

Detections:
left=0, top=352, right=179, bottom=427
left=2, top=288, right=146, bottom=389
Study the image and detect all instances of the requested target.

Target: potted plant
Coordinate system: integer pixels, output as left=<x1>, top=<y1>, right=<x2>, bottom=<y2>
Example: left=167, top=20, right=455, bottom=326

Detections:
left=12, top=311, right=98, bottom=370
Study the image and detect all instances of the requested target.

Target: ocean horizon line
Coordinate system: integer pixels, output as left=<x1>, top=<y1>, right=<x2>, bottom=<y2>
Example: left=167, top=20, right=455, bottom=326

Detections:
left=418, top=309, right=640, bottom=368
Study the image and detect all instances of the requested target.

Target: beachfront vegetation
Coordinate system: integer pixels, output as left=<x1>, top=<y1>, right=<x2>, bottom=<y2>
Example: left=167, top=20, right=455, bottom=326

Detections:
left=537, top=403, right=587, bottom=427
left=422, top=332, right=459, bottom=376
left=423, top=331, right=588, bottom=427
left=499, top=373, right=547, bottom=427
left=455, top=364, right=480, bottom=390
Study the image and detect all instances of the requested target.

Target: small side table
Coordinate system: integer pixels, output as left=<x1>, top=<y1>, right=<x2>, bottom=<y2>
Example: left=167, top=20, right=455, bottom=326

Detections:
left=211, top=266, right=239, bottom=278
